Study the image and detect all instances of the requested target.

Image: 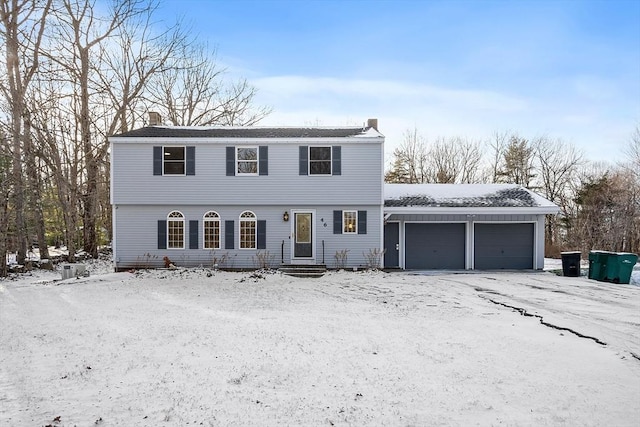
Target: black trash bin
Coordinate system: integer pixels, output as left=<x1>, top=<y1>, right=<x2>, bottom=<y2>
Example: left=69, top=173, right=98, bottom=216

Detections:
left=561, top=251, right=581, bottom=277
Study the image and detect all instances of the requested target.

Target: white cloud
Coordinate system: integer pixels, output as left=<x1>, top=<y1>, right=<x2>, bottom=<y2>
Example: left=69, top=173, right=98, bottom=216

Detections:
left=251, top=74, right=636, bottom=166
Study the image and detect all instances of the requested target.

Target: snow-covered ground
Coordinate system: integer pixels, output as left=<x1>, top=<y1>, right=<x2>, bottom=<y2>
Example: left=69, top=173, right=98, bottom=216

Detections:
left=1, top=261, right=639, bottom=426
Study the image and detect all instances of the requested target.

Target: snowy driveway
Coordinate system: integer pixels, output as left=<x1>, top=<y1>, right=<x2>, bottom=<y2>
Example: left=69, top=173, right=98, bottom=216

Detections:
left=1, top=268, right=639, bottom=426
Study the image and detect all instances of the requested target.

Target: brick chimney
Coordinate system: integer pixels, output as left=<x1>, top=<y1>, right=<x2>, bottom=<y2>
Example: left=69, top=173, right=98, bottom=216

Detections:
left=148, top=111, right=162, bottom=126
left=367, top=118, right=378, bottom=130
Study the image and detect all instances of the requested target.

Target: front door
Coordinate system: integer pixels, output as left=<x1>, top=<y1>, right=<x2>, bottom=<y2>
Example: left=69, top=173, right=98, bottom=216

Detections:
left=293, top=211, right=313, bottom=261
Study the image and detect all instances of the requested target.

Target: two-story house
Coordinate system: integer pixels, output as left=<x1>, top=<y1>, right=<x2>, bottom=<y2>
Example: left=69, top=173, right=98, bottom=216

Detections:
left=111, top=116, right=559, bottom=272
left=109, top=118, right=384, bottom=270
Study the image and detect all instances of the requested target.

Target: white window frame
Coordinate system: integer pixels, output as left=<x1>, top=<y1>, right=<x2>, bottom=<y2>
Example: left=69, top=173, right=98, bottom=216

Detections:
left=308, top=146, right=332, bottom=175
left=203, top=211, right=221, bottom=249
left=239, top=210, right=257, bottom=249
left=163, top=146, right=186, bottom=176
left=343, top=210, right=357, bottom=234
left=236, top=147, right=259, bottom=176
left=167, top=210, right=185, bottom=249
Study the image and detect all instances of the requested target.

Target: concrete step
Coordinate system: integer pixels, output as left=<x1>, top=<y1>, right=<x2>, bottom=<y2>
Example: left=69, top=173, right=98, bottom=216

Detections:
left=279, top=264, right=327, bottom=278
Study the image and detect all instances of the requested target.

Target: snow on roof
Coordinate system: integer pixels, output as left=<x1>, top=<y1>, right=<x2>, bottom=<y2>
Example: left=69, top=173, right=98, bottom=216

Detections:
left=384, top=183, right=558, bottom=209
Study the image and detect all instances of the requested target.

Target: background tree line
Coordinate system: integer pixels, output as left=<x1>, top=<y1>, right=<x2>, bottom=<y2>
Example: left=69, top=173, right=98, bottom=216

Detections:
left=1, top=1, right=637, bottom=276
left=0, top=0, right=270, bottom=275
left=385, top=127, right=640, bottom=256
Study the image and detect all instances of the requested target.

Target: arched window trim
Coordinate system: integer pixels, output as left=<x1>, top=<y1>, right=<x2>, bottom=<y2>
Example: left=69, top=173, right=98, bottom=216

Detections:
left=239, top=210, right=257, bottom=249
left=167, top=210, right=185, bottom=249
left=203, top=211, right=221, bottom=249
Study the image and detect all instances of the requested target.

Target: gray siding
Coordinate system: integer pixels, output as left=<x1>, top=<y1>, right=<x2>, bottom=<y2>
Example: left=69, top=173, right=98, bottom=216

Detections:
left=111, top=141, right=383, bottom=206
left=387, top=212, right=546, bottom=270
left=113, top=204, right=381, bottom=270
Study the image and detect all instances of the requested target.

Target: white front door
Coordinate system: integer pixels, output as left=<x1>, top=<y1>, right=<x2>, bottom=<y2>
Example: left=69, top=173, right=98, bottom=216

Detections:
left=292, top=210, right=314, bottom=263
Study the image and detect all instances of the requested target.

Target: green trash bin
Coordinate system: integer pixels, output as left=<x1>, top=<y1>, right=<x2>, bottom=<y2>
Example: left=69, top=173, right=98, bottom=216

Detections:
left=588, top=251, right=611, bottom=281
left=604, top=252, right=639, bottom=284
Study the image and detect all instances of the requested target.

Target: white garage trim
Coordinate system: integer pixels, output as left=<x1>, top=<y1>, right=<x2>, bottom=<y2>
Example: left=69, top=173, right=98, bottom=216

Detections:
left=472, top=221, right=539, bottom=270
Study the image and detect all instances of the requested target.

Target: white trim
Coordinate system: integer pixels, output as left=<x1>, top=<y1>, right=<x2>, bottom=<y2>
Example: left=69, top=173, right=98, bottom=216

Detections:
left=111, top=136, right=384, bottom=145
left=167, top=210, right=185, bottom=250
left=238, top=210, right=257, bottom=250
left=471, top=221, right=538, bottom=270
left=384, top=206, right=559, bottom=215
left=308, top=146, right=332, bottom=176
left=342, top=210, right=358, bottom=234
left=290, top=209, right=316, bottom=263
left=203, top=211, right=221, bottom=250
left=112, top=204, right=117, bottom=267
left=162, top=146, right=186, bottom=176
left=403, top=221, right=468, bottom=269
left=235, top=146, right=259, bottom=176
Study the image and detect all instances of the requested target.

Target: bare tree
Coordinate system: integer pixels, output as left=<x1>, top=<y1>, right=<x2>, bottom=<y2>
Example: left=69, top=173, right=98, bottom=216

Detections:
left=427, top=137, right=458, bottom=183
left=385, top=128, right=428, bottom=183
left=486, top=130, right=509, bottom=183
left=0, top=131, right=11, bottom=275
left=425, top=136, right=483, bottom=184
left=572, top=168, right=639, bottom=253
left=46, top=0, right=151, bottom=258
left=456, top=137, right=483, bottom=184
left=144, top=42, right=271, bottom=126
left=533, top=136, right=583, bottom=247
left=0, top=0, right=52, bottom=266
left=622, top=124, right=640, bottom=179
left=27, top=75, right=83, bottom=262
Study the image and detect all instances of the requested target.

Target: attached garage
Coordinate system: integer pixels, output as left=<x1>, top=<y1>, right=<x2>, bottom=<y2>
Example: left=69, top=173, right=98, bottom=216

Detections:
left=405, top=223, right=465, bottom=269
left=384, top=184, right=559, bottom=270
left=474, top=223, right=534, bottom=269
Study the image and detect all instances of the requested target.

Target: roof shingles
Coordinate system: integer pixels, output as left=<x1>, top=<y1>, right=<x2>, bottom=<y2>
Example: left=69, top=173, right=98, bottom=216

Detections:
left=384, top=188, right=539, bottom=208
left=111, top=126, right=375, bottom=139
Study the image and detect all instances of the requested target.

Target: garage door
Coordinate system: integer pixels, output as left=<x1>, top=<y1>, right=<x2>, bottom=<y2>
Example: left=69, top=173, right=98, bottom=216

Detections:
left=474, top=223, right=534, bottom=269
left=405, top=223, right=465, bottom=269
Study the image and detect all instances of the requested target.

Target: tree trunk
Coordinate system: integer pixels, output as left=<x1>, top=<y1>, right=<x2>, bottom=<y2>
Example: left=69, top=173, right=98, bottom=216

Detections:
left=79, top=46, right=98, bottom=259
left=23, top=111, right=50, bottom=260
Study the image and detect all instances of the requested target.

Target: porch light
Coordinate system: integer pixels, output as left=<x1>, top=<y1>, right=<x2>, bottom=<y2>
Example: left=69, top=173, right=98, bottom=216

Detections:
left=283, top=211, right=289, bottom=222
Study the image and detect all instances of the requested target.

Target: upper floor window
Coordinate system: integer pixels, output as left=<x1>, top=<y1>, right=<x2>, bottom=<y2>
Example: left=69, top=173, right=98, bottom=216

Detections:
left=300, top=146, right=341, bottom=176
left=239, top=211, right=257, bottom=249
left=203, top=211, right=221, bottom=249
left=343, top=210, right=357, bottom=234
left=309, top=147, right=331, bottom=175
left=167, top=211, right=185, bottom=249
left=227, top=146, right=268, bottom=176
left=164, top=147, right=185, bottom=175
left=153, top=146, right=195, bottom=176
left=237, top=147, right=258, bottom=175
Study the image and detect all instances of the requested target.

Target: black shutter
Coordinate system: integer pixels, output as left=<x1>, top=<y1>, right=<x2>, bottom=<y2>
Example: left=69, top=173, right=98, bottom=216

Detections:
left=225, top=220, right=234, bottom=249
left=226, top=147, right=235, bottom=176
left=357, top=210, right=367, bottom=234
left=299, top=146, right=308, bottom=175
left=189, top=220, right=199, bottom=249
left=157, top=220, right=167, bottom=249
left=153, top=146, right=162, bottom=175
left=333, top=210, right=342, bottom=234
left=259, top=146, right=268, bottom=176
left=186, top=146, right=195, bottom=175
left=332, top=146, right=341, bottom=175
left=257, top=220, right=266, bottom=249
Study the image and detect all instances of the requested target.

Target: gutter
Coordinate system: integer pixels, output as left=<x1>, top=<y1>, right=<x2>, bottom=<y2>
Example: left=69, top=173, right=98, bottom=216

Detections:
left=383, top=206, right=561, bottom=216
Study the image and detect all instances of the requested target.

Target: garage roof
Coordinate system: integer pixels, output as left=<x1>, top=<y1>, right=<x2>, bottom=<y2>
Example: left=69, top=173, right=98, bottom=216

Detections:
left=384, top=184, right=559, bottom=214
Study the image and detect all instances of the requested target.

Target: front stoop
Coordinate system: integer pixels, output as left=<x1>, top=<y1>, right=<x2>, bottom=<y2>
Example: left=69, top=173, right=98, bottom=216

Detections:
left=279, top=264, right=327, bottom=278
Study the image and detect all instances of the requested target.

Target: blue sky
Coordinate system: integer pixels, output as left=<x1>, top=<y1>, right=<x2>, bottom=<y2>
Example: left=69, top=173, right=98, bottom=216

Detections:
left=156, top=0, right=640, bottom=164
